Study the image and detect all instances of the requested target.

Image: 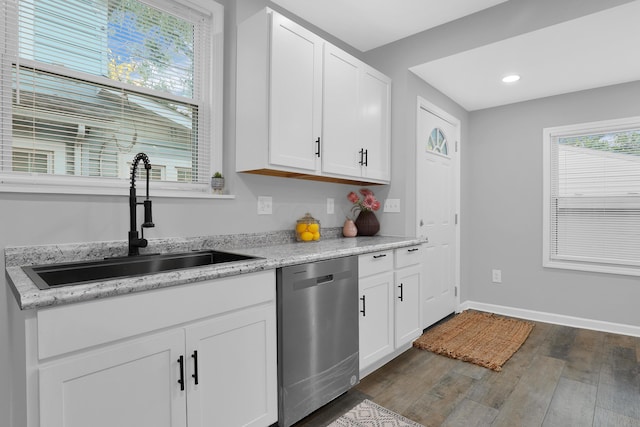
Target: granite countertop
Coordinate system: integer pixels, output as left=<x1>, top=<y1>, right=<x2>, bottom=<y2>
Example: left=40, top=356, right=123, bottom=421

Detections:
left=5, top=230, right=425, bottom=310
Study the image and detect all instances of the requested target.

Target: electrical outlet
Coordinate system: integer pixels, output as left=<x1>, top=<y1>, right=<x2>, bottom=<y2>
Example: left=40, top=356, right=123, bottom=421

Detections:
left=257, top=196, right=272, bottom=215
left=327, top=198, right=335, bottom=214
left=492, top=269, right=502, bottom=283
left=384, top=198, right=401, bottom=213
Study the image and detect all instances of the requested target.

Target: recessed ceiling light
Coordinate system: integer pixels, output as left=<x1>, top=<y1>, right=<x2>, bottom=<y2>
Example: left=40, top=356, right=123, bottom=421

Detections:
left=502, top=74, right=521, bottom=83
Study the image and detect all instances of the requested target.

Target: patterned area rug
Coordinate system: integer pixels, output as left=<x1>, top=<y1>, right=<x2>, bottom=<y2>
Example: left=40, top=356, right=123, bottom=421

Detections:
left=328, top=399, right=424, bottom=427
left=413, top=310, right=534, bottom=371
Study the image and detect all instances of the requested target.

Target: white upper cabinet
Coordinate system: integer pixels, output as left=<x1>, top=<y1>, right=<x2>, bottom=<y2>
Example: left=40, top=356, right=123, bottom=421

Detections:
left=322, top=45, right=391, bottom=182
left=236, top=8, right=391, bottom=185
left=359, top=66, right=391, bottom=182
left=267, top=13, right=323, bottom=172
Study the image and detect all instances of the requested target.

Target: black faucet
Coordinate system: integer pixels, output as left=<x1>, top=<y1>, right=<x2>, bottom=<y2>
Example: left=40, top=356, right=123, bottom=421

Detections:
left=128, top=153, right=155, bottom=256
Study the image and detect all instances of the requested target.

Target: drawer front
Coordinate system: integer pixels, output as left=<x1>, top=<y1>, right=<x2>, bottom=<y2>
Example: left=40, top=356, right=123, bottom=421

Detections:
left=358, top=250, right=393, bottom=278
left=395, top=245, right=423, bottom=269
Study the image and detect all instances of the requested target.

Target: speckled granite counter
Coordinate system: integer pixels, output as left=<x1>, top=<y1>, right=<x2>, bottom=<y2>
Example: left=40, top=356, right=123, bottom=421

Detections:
left=5, top=230, right=425, bottom=310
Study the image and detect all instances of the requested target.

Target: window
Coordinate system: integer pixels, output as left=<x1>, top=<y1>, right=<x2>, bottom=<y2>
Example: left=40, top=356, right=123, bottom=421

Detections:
left=0, top=0, right=223, bottom=195
left=12, top=148, right=52, bottom=173
left=427, top=128, right=449, bottom=156
left=543, top=117, right=640, bottom=276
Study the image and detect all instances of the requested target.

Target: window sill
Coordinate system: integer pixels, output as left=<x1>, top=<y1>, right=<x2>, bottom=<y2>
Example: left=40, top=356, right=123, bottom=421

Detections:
left=544, top=259, right=640, bottom=277
left=0, top=174, right=235, bottom=199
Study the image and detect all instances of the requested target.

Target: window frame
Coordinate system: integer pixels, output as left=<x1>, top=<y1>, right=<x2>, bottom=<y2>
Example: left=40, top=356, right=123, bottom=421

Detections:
left=0, top=0, right=224, bottom=198
left=542, top=116, right=640, bottom=276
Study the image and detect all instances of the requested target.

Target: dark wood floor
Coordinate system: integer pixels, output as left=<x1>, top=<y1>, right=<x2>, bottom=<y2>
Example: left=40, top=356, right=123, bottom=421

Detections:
left=293, top=317, right=640, bottom=427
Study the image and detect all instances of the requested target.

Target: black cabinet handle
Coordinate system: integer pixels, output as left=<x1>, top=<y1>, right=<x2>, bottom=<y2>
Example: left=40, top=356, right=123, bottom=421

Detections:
left=373, top=254, right=387, bottom=259
left=315, top=137, right=321, bottom=157
left=359, top=148, right=365, bottom=165
left=364, top=149, right=368, bottom=166
left=177, top=355, right=185, bottom=391
left=398, top=283, right=404, bottom=302
left=191, top=351, right=199, bottom=385
left=408, top=248, right=419, bottom=253
left=360, top=295, right=366, bottom=317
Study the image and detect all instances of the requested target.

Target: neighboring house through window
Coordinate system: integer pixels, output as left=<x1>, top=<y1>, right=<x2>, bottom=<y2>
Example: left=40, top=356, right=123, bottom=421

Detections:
left=0, top=0, right=223, bottom=195
left=543, top=117, right=640, bottom=276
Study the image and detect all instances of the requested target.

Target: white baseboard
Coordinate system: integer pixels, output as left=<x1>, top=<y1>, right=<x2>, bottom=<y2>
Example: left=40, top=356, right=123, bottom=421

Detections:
left=458, top=300, right=640, bottom=338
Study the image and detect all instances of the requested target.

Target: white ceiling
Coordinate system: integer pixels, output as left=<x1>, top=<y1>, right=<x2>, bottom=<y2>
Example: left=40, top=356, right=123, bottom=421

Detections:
left=270, top=0, right=640, bottom=111
left=271, top=0, right=509, bottom=52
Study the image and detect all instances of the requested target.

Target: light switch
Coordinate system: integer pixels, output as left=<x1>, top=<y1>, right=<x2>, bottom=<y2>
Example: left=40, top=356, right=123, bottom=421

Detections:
left=327, top=198, right=335, bottom=214
left=384, top=198, right=401, bottom=213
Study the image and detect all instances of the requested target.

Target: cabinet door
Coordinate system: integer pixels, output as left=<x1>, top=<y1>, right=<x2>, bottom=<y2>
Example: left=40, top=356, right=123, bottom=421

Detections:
left=321, top=44, right=362, bottom=177
left=395, top=265, right=422, bottom=347
left=269, top=12, right=322, bottom=171
left=358, top=271, right=394, bottom=370
left=39, top=330, right=187, bottom=427
left=185, top=304, right=277, bottom=427
left=360, top=65, right=391, bottom=182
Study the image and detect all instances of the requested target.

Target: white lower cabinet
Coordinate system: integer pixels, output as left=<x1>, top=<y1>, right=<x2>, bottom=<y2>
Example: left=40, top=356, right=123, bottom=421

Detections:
left=358, top=270, right=394, bottom=370
left=186, top=305, right=276, bottom=427
left=358, top=246, right=423, bottom=376
left=39, top=329, right=187, bottom=427
left=394, top=264, right=422, bottom=347
left=12, top=270, right=277, bottom=427
left=39, top=304, right=276, bottom=427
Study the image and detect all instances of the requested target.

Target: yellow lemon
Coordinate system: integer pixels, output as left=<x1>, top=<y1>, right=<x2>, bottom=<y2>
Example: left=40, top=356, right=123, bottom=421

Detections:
left=300, top=231, right=314, bottom=241
left=308, top=223, right=319, bottom=233
left=312, top=232, right=320, bottom=241
left=296, top=223, right=308, bottom=233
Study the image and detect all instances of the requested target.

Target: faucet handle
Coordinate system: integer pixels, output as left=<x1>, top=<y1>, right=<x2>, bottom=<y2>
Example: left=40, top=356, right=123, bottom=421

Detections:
left=142, top=200, right=155, bottom=228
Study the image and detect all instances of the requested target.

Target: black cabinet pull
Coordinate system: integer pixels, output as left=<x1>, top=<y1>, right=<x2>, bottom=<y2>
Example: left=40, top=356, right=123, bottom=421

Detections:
left=373, top=254, right=387, bottom=259
left=360, top=295, right=366, bottom=317
left=191, top=351, right=199, bottom=385
left=408, top=248, right=419, bottom=253
left=364, top=149, right=368, bottom=166
left=359, top=148, right=365, bottom=165
left=398, top=283, right=404, bottom=302
left=315, top=137, right=321, bottom=157
left=177, top=355, right=185, bottom=391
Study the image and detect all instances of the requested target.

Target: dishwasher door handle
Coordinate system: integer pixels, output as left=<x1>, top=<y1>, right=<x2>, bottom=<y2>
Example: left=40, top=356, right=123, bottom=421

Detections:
left=316, top=274, right=334, bottom=285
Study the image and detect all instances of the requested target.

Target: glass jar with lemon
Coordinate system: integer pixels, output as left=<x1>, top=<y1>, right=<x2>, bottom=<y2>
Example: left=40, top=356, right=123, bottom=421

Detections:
left=295, top=213, right=321, bottom=242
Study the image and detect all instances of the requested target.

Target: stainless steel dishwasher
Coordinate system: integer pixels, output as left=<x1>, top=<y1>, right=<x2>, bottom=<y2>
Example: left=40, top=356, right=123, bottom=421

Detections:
left=276, top=256, right=359, bottom=427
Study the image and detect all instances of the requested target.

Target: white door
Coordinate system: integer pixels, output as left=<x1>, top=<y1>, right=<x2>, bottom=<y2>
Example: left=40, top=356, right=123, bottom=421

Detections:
left=321, top=43, right=361, bottom=177
left=416, top=99, right=460, bottom=328
left=359, top=65, right=391, bottom=182
left=39, top=330, right=187, bottom=427
left=394, top=264, right=422, bottom=347
left=185, top=304, right=277, bottom=427
left=358, top=271, right=394, bottom=370
left=269, top=12, right=322, bottom=171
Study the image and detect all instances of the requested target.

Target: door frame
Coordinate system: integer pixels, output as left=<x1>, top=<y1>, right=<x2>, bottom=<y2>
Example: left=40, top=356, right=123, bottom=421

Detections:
left=415, top=96, right=461, bottom=310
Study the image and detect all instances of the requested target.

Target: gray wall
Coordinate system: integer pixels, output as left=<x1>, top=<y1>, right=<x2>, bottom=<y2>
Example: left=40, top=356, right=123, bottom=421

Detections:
left=466, top=81, right=640, bottom=326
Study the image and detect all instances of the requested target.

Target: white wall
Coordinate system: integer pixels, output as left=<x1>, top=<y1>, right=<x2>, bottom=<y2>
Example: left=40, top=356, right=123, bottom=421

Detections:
left=465, top=81, right=640, bottom=326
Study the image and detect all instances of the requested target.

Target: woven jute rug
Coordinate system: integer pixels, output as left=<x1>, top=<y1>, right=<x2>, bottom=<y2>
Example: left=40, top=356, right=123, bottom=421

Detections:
left=413, top=310, right=534, bottom=371
left=328, top=399, right=424, bottom=427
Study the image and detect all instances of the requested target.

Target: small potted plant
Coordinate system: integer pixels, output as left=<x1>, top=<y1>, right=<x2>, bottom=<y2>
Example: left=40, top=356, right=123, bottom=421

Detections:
left=211, top=172, right=224, bottom=194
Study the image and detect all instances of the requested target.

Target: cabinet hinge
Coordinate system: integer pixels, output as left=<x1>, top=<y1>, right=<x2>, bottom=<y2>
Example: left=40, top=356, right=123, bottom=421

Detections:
left=455, top=286, right=458, bottom=297
left=455, top=213, right=458, bottom=225
left=455, top=141, right=459, bottom=152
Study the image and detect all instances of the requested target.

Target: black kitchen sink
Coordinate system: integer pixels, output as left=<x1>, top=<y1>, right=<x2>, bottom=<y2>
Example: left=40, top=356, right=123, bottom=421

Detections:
left=22, top=250, right=259, bottom=290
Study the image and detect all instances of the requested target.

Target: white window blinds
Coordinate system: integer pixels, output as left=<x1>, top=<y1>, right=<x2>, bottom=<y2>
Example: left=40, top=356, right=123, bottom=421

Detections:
left=544, top=117, right=640, bottom=275
left=1, top=0, right=216, bottom=190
